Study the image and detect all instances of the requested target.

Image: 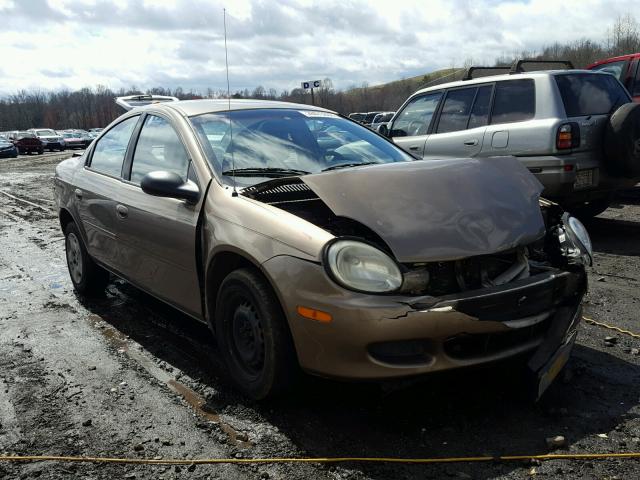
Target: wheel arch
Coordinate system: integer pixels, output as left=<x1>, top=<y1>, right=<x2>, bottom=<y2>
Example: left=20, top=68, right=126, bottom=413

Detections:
left=205, top=249, right=288, bottom=336
left=59, top=207, right=75, bottom=232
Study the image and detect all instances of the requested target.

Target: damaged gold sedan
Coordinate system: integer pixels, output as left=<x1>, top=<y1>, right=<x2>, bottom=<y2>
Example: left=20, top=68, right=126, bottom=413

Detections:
left=54, top=98, right=591, bottom=399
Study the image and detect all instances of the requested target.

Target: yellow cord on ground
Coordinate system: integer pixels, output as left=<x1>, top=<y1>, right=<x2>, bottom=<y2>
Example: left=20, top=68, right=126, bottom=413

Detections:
left=583, top=316, right=640, bottom=339
left=0, top=453, right=640, bottom=465
left=1, top=314, right=635, bottom=468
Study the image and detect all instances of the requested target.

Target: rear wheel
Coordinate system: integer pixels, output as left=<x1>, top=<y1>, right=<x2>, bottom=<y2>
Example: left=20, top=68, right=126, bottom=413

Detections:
left=64, top=222, right=109, bottom=295
left=215, top=268, right=297, bottom=400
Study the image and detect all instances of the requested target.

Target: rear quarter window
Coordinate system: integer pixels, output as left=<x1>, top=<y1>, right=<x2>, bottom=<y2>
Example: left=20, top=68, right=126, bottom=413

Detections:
left=490, top=79, right=535, bottom=125
left=555, top=73, right=630, bottom=116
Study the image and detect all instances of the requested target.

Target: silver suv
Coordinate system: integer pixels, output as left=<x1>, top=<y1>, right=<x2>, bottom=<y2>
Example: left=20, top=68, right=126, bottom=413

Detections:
left=382, top=69, right=640, bottom=217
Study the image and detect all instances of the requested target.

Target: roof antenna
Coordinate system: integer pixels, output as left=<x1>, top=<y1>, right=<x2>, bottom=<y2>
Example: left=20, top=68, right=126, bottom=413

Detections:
left=224, top=7, right=238, bottom=197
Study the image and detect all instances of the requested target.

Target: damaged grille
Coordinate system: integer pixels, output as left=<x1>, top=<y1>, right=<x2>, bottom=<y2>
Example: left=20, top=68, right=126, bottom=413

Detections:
left=402, top=247, right=531, bottom=296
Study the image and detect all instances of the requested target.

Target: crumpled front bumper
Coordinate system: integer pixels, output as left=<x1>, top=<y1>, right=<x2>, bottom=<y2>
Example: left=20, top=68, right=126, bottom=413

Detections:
left=262, top=255, right=587, bottom=380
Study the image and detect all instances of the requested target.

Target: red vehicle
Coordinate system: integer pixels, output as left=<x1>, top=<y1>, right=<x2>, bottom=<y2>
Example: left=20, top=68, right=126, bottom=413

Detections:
left=9, top=131, right=44, bottom=155
left=587, top=53, right=640, bottom=102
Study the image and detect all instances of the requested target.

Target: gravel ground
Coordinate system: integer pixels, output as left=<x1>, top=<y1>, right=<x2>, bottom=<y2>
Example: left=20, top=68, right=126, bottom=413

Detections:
left=0, top=152, right=638, bottom=480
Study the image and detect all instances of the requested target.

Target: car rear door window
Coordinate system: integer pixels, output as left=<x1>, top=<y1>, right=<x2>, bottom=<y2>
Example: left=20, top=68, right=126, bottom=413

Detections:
left=490, top=79, right=535, bottom=125
left=555, top=73, right=630, bottom=116
left=467, top=85, right=493, bottom=129
left=89, top=115, right=139, bottom=177
left=130, top=115, right=190, bottom=184
left=390, top=92, right=443, bottom=137
left=436, top=87, right=477, bottom=133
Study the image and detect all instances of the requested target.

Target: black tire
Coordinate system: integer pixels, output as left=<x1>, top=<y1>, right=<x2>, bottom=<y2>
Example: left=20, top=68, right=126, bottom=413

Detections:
left=571, top=198, right=611, bottom=219
left=604, top=103, right=640, bottom=178
left=215, top=268, right=297, bottom=400
left=64, top=222, right=109, bottom=295
left=38, top=149, right=44, bottom=155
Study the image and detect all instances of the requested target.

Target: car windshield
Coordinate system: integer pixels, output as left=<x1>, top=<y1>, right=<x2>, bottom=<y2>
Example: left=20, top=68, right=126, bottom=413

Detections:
left=18, top=132, right=35, bottom=138
left=190, top=109, right=411, bottom=186
left=63, top=133, right=76, bottom=138
left=555, top=73, right=630, bottom=116
left=36, top=129, right=56, bottom=136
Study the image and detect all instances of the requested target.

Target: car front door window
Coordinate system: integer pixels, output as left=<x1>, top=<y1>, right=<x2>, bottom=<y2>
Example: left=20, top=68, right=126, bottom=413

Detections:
left=390, top=92, right=443, bottom=137
left=129, top=115, right=190, bottom=184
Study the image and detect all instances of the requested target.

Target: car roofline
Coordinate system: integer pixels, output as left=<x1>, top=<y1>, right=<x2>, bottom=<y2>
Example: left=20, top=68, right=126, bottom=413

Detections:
left=409, top=69, right=610, bottom=95
left=139, top=99, right=336, bottom=117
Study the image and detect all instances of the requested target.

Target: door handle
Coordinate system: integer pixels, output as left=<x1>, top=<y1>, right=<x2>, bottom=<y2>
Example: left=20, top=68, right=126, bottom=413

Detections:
left=463, top=139, right=479, bottom=146
left=409, top=146, right=420, bottom=151
left=74, top=188, right=83, bottom=200
left=116, top=204, right=129, bottom=219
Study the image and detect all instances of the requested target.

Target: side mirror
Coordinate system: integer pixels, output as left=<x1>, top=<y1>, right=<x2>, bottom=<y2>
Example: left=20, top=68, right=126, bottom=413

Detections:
left=140, top=171, right=200, bottom=204
left=378, top=124, right=389, bottom=137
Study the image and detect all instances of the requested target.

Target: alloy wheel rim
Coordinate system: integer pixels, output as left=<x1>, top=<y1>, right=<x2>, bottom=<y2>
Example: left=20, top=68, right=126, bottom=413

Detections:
left=66, top=232, right=83, bottom=284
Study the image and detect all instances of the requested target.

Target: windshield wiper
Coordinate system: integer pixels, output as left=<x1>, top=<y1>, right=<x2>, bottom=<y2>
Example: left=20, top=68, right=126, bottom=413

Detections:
left=222, top=167, right=310, bottom=177
left=322, top=162, right=377, bottom=172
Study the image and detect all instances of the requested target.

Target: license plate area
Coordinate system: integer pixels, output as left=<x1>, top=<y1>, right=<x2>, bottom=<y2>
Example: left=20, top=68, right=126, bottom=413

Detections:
left=574, top=168, right=596, bottom=190
left=535, top=331, right=576, bottom=399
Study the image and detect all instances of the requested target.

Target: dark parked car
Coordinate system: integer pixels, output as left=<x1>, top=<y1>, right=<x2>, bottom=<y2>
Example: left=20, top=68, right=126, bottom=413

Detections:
left=347, top=112, right=366, bottom=123
left=0, top=136, right=19, bottom=158
left=10, top=131, right=43, bottom=155
left=54, top=97, right=591, bottom=400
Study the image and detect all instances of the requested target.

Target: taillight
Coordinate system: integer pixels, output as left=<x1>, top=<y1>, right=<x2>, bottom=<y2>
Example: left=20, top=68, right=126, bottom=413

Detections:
left=556, top=123, right=580, bottom=150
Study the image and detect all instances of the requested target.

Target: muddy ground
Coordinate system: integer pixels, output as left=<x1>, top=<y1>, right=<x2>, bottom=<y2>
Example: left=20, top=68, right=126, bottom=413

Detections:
left=0, top=151, right=639, bottom=480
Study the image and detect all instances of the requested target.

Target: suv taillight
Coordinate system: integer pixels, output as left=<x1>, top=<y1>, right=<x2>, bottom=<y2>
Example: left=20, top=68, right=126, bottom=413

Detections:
left=556, top=123, right=580, bottom=150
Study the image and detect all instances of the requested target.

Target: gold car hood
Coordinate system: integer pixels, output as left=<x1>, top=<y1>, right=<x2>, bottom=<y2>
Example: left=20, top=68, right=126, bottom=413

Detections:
left=301, top=157, right=546, bottom=263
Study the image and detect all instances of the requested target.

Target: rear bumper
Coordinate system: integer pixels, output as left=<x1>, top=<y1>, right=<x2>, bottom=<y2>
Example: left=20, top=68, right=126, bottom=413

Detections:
left=263, top=255, right=587, bottom=380
left=17, top=145, right=41, bottom=152
left=516, top=153, right=636, bottom=203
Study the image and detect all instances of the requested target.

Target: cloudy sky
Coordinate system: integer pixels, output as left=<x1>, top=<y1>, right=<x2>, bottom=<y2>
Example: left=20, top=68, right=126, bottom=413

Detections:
left=0, top=0, right=636, bottom=95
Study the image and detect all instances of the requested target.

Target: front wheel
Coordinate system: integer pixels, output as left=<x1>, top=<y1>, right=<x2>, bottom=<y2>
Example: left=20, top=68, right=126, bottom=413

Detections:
left=64, top=222, right=109, bottom=295
left=215, top=268, right=297, bottom=400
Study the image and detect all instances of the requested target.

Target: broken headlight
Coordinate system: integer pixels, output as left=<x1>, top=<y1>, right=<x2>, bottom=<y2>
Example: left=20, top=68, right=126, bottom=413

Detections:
left=559, top=214, right=593, bottom=266
left=324, top=239, right=403, bottom=293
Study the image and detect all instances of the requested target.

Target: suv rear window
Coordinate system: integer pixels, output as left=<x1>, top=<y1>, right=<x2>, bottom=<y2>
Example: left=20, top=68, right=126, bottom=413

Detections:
left=555, top=73, right=629, bottom=116
left=490, top=79, right=535, bottom=125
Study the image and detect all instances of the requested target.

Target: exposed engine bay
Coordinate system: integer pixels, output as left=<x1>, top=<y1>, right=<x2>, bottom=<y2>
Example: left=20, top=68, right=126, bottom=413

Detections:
left=242, top=177, right=587, bottom=298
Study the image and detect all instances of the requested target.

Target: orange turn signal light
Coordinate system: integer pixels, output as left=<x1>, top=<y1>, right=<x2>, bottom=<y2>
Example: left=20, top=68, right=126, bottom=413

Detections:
left=297, top=306, right=333, bottom=323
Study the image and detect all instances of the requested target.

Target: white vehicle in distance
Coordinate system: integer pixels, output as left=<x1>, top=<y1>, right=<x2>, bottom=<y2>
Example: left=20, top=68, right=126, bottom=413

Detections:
left=29, top=128, right=65, bottom=152
left=369, top=112, right=395, bottom=132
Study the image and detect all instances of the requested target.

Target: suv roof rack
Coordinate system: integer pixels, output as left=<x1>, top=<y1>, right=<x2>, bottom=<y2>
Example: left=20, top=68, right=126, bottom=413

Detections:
left=115, top=94, right=180, bottom=111
left=463, top=59, right=574, bottom=80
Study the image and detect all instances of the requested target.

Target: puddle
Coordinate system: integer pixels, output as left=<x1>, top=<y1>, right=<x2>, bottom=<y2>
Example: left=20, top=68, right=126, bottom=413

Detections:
left=167, top=379, right=252, bottom=449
